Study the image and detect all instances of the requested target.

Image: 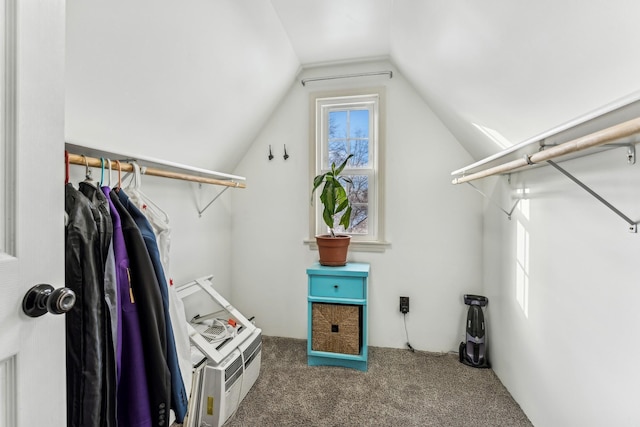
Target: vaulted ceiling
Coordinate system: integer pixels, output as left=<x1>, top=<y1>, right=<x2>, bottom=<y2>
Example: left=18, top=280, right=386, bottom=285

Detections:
left=65, top=0, right=640, bottom=171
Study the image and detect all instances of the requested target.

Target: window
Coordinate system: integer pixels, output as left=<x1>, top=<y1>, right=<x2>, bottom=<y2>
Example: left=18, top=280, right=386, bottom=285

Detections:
left=309, top=89, right=387, bottom=250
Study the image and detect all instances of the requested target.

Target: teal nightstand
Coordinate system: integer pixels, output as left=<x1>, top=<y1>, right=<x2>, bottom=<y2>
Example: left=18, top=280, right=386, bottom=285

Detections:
left=307, top=262, right=370, bottom=371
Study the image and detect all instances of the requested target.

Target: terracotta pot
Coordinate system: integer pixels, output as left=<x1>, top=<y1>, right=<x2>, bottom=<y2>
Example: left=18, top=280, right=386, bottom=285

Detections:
left=316, top=235, right=351, bottom=266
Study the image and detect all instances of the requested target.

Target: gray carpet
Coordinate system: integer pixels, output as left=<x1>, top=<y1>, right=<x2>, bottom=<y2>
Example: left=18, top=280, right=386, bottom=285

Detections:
left=224, top=336, right=532, bottom=427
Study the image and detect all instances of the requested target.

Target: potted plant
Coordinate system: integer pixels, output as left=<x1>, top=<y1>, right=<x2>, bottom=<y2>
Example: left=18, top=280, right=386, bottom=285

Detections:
left=311, top=154, right=354, bottom=266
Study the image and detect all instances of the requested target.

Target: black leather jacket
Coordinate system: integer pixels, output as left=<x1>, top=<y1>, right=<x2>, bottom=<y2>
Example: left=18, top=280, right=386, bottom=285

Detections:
left=65, top=183, right=115, bottom=427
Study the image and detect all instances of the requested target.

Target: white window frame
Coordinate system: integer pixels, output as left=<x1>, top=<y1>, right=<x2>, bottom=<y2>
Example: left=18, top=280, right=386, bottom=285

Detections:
left=307, top=88, right=388, bottom=252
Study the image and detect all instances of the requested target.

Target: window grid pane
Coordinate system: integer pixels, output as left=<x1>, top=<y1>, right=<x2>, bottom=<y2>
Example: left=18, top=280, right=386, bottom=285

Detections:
left=326, top=107, right=370, bottom=169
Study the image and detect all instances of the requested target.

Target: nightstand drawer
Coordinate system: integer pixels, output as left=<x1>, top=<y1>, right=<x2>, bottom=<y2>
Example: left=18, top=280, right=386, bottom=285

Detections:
left=309, top=276, right=364, bottom=299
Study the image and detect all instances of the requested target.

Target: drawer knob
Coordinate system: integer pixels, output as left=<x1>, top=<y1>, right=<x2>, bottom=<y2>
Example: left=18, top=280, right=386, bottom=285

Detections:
left=334, top=285, right=339, bottom=289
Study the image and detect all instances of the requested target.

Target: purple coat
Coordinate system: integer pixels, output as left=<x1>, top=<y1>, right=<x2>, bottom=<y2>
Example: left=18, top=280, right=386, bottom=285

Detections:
left=110, top=188, right=170, bottom=427
left=103, top=186, right=152, bottom=427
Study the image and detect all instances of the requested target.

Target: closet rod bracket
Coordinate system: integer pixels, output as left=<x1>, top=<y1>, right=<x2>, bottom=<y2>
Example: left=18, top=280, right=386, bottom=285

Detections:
left=601, top=142, right=637, bottom=165
left=466, top=182, right=521, bottom=220
left=546, top=160, right=637, bottom=233
left=198, top=186, right=230, bottom=217
left=627, top=144, right=635, bottom=164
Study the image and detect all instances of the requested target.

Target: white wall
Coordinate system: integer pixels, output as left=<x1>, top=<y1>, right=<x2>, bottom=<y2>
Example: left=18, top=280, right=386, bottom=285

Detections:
left=230, top=60, right=484, bottom=351
left=483, top=148, right=640, bottom=426
left=65, top=0, right=299, bottom=173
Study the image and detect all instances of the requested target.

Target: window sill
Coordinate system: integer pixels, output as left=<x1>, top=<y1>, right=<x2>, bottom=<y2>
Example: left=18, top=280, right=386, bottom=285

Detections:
left=304, top=238, right=390, bottom=253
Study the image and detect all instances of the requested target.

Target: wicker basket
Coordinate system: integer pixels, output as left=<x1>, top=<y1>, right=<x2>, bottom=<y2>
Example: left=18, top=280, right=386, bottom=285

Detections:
left=312, top=303, right=361, bottom=355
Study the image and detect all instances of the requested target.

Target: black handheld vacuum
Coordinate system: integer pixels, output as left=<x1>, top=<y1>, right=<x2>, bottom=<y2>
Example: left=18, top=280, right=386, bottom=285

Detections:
left=459, top=294, right=490, bottom=368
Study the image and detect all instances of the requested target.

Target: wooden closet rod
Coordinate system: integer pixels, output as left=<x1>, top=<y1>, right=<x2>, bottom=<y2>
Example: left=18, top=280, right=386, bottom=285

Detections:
left=452, top=116, right=640, bottom=184
left=68, top=153, right=246, bottom=188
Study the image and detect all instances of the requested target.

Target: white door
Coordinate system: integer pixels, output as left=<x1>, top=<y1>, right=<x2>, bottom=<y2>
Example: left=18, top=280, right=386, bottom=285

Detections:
left=0, top=0, right=66, bottom=426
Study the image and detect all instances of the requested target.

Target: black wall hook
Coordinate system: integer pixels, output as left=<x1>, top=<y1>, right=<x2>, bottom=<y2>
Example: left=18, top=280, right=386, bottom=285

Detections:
left=283, top=145, right=290, bottom=160
left=268, top=145, right=274, bottom=160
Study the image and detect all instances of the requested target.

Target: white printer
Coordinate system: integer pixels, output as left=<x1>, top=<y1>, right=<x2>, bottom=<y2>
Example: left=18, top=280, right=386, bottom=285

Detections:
left=177, top=276, right=262, bottom=427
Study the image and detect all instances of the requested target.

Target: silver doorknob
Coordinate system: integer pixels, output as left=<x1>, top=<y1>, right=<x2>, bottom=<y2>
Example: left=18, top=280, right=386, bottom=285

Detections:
left=22, top=284, right=76, bottom=317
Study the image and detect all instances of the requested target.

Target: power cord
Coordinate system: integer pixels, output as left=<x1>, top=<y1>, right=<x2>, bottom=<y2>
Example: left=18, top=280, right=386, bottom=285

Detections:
left=403, top=313, right=414, bottom=352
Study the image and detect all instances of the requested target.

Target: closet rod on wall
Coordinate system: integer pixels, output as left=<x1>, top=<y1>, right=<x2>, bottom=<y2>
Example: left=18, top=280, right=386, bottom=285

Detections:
left=451, top=90, right=640, bottom=177
left=301, top=70, right=393, bottom=86
left=451, top=116, right=640, bottom=185
left=67, top=153, right=246, bottom=188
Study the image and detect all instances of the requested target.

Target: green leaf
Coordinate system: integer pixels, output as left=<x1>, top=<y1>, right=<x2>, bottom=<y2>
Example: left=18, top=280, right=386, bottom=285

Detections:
left=322, top=208, right=334, bottom=230
left=322, top=183, right=335, bottom=214
left=335, top=198, right=349, bottom=213
left=334, top=154, right=354, bottom=176
left=334, top=186, right=348, bottom=211
left=311, top=172, right=327, bottom=204
left=312, top=173, right=326, bottom=191
left=339, top=205, right=352, bottom=229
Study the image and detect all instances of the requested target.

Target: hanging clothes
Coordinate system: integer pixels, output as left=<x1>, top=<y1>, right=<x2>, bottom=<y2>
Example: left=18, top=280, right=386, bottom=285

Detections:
left=110, top=190, right=171, bottom=427
left=64, top=183, right=111, bottom=427
left=125, top=164, right=193, bottom=398
left=78, top=181, right=117, bottom=427
left=118, top=188, right=188, bottom=422
left=103, top=186, right=153, bottom=427
left=126, top=164, right=172, bottom=271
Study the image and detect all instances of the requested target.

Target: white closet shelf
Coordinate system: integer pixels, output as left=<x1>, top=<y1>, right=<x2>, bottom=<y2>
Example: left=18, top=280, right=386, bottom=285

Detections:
left=450, top=90, right=640, bottom=180
left=65, top=142, right=246, bottom=188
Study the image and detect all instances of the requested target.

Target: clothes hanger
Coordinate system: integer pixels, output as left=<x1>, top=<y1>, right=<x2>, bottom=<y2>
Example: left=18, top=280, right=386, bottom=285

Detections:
left=81, top=155, right=91, bottom=180
left=106, top=159, right=113, bottom=188
left=64, top=151, right=70, bottom=185
left=114, top=160, right=122, bottom=192
left=81, top=155, right=100, bottom=187
left=99, top=158, right=105, bottom=187
left=127, top=162, right=169, bottom=223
